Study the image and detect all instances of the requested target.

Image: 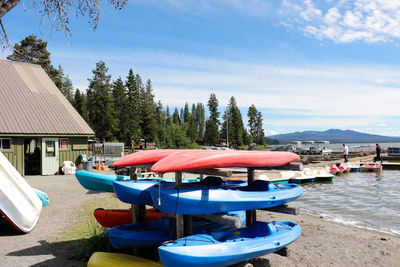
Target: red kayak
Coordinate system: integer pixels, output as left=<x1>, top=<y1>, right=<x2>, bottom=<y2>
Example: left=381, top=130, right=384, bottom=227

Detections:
left=360, top=163, right=382, bottom=172
left=94, top=208, right=176, bottom=228
left=151, top=150, right=300, bottom=173
left=114, top=149, right=190, bottom=167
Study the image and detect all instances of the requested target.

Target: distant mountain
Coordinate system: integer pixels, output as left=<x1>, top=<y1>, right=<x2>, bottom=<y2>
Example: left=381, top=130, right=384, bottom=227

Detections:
left=269, top=129, right=400, bottom=143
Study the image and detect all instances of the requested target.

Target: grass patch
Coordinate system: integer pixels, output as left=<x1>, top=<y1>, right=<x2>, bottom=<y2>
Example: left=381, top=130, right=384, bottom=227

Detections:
left=60, top=194, right=130, bottom=262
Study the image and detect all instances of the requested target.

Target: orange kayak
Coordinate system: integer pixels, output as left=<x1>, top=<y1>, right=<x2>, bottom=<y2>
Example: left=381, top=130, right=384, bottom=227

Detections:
left=94, top=208, right=175, bottom=228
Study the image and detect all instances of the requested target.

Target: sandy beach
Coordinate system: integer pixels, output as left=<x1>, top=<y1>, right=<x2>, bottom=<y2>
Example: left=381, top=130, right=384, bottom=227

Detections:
left=0, top=171, right=399, bottom=267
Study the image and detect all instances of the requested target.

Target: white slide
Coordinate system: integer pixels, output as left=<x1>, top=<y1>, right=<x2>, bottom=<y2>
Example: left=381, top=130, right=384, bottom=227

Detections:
left=0, top=151, right=42, bottom=233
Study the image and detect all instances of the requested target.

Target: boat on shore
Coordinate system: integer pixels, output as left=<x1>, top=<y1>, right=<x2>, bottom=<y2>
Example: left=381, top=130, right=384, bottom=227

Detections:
left=158, top=221, right=301, bottom=267
left=33, top=188, right=49, bottom=207
left=94, top=208, right=175, bottom=228
left=309, top=167, right=334, bottom=182
left=360, top=163, right=383, bottom=172
left=149, top=180, right=303, bottom=214
left=113, top=176, right=247, bottom=205
left=75, top=170, right=200, bottom=193
left=286, top=169, right=316, bottom=184
left=341, top=162, right=360, bottom=172
left=0, top=151, right=42, bottom=233
left=87, top=252, right=162, bottom=267
left=106, top=216, right=233, bottom=248
left=325, top=165, right=345, bottom=175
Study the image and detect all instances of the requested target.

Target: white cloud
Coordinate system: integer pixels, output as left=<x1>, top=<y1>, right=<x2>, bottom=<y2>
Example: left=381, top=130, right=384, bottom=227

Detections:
left=282, top=0, right=400, bottom=43
left=324, top=8, right=341, bottom=24
left=265, top=130, right=279, bottom=136
left=52, top=48, right=400, bottom=119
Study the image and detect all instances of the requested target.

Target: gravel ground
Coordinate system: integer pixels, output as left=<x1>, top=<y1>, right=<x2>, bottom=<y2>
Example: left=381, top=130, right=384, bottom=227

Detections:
left=0, top=174, right=124, bottom=267
left=1, top=170, right=399, bottom=267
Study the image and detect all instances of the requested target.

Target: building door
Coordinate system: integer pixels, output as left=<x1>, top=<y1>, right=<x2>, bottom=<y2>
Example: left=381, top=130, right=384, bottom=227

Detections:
left=42, top=138, right=59, bottom=175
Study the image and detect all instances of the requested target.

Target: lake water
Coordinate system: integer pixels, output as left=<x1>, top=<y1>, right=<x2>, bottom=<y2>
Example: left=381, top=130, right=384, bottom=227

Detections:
left=330, top=142, right=400, bottom=152
left=292, top=170, right=400, bottom=235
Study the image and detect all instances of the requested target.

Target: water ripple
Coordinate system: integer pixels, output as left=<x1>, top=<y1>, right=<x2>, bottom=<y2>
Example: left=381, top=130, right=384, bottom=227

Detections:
left=293, top=171, right=400, bottom=234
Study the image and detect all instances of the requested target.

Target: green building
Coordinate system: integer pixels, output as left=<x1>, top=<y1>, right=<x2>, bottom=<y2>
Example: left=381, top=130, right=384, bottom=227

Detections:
left=0, top=60, right=94, bottom=175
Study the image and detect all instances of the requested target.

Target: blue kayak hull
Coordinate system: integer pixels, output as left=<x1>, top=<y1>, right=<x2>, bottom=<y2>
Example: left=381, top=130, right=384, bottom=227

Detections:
left=158, top=221, right=301, bottom=267
left=75, top=171, right=201, bottom=193
left=33, top=188, right=49, bottom=207
left=113, top=180, right=159, bottom=205
left=113, top=177, right=248, bottom=205
left=150, top=180, right=304, bottom=214
left=75, top=171, right=116, bottom=192
left=106, top=216, right=236, bottom=248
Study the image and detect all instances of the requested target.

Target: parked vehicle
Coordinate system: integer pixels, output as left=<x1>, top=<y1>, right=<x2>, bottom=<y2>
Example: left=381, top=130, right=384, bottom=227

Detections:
left=314, top=141, right=332, bottom=155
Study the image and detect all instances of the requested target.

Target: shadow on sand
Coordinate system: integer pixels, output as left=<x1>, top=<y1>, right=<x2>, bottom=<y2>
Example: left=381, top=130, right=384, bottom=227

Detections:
left=6, top=235, right=159, bottom=267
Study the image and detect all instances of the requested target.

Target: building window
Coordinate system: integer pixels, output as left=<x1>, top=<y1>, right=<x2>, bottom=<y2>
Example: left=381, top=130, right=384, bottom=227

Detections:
left=59, top=138, right=68, bottom=150
left=0, top=138, right=11, bottom=150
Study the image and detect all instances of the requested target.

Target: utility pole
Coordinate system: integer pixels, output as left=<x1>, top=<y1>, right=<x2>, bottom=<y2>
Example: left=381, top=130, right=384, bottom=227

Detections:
left=226, top=117, right=229, bottom=148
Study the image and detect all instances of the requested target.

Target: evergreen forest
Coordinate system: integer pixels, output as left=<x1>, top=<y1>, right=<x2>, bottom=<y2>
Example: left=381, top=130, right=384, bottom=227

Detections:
left=7, top=35, right=276, bottom=149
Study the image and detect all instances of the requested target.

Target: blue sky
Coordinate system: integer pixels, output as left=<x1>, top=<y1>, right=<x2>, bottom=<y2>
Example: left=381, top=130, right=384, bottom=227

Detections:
left=2, top=0, right=400, bottom=136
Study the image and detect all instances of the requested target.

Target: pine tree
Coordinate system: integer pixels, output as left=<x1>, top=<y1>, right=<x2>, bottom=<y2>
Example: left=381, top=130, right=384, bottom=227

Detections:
left=87, top=61, right=116, bottom=141
left=125, top=69, right=142, bottom=144
left=156, top=105, right=194, bottom=148
left=73, top=89, right=88, bottom=122
left=165, top=106, right=172, bottom=125
left=195, top=103, right=205, bottom=140
left=112, top=77, right=128, bottom=143
left=56, top=65, right=74, bottom=102
left=248, top=105, right=258, bottom=140
left=140, top=79, right=157, bottom=143
left=204, top=94, right=220, bottom=146
left=255, top=110, right=266, bottom=145
left=222, top=96, right=245, bottom=148
left=172, top=108, right=181, bottom=125
left=183, top=103, right=190, bottom=123
left=248, top=105, right=265, bottom=145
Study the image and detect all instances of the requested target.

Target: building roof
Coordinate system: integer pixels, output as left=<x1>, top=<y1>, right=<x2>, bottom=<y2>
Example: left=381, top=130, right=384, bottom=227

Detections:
left=0, top=60, right=94, bottom=135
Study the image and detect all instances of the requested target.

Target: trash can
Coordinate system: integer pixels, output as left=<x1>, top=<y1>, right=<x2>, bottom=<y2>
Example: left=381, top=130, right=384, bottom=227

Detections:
left=83, top=161, right=92, bottom=172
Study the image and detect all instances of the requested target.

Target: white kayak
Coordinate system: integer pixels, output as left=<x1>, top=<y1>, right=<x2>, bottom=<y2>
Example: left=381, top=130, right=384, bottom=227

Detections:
left=0, top=151, right=42, bottom=233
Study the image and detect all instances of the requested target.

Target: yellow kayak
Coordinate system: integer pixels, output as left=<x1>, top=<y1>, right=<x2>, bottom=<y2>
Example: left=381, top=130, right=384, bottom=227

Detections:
left=87, top=252, right=163, bottom=267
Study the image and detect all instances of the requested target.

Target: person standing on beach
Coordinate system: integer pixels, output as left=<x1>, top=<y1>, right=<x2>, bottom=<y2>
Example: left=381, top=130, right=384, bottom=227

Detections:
left=375, top=143, right=383, bottom=163
left=343, top=144, right=349, bottom=163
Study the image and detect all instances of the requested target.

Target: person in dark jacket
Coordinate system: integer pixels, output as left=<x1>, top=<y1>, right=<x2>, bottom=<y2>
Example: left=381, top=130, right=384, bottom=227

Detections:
left=375, top=143, right=383, bottom=163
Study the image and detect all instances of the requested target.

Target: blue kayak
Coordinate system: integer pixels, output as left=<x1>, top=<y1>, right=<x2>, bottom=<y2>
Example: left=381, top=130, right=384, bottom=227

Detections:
left=113, top=180, right=160, bottom=205
left=33, top=188, right=49, bottom=207
left=106, top=216, right=234, bottom=248
left=158, top=221, right=301, bottom=267
left=75, top=171, right=201, bottom=193
left=150, top=180, right=303, bottom=214
left=113, top=176, right=248, bottom=205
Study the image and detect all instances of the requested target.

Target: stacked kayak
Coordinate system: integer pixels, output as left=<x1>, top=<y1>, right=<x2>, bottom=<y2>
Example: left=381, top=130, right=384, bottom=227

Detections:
left=149, top=180, right=303, bottom=214
left=94, top=207, right=245, bottom=228
left=106, top=216, right=234, bottom=248
left=113, top=176, right=247, bottom=206
left=158, top=221, right=301, bottom=267
left=75, top=170, right=200, bottom=193
left=86, top=150, right=303, bottom=266
left=94, top=208, right=175, bottom=228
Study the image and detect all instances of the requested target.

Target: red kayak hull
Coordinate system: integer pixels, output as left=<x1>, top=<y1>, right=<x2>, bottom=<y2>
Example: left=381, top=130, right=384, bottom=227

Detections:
left=151, top=150, right=300, bottom=173
left=94, top=208, right=175, bottom=228
left=113, top=149, right=189, bottom=167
